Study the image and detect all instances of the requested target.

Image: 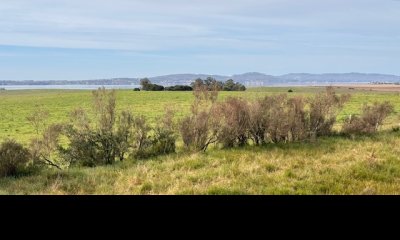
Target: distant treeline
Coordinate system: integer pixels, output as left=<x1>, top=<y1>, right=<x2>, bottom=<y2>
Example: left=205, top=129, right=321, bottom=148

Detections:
left=139, top=77, right=246, bottom=91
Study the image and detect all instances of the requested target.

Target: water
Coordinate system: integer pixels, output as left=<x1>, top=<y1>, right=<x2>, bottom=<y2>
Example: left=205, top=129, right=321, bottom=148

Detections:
left=1, top=85, right=141, bottom=90
left=0, top=82, right=371, bottom=91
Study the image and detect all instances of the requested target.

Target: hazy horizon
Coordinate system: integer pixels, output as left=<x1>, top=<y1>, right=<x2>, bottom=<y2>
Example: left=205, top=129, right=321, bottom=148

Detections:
left=1, top=72, right=400, bottom=82
left=1, top=0, right=399, bottom=80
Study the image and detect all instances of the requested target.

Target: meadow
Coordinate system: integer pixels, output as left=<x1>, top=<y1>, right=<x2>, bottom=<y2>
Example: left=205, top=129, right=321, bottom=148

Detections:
left=0, top=87, right=400, bottom=194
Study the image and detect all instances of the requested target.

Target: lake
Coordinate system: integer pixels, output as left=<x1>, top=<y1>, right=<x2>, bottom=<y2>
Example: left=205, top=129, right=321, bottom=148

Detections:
left=1, top=85, right=141, bottom=90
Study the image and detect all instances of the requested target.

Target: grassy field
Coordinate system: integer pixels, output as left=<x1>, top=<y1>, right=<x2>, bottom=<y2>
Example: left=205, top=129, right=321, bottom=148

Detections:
left=1, top=87, right=400, bottom=194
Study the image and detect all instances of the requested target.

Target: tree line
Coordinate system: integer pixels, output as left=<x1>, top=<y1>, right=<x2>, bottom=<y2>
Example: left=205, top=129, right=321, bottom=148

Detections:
left=139, top=77, right=246, bottom=91
left=0, top=86, right=396, bottom=177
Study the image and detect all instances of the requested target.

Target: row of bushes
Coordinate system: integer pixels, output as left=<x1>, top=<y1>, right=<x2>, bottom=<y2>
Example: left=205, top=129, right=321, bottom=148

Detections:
left=0, top=86, right=396, bottom=177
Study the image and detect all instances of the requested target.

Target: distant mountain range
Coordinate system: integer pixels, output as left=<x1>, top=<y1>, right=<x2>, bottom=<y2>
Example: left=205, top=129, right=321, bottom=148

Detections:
left=1, top=73, right=400, bottom=87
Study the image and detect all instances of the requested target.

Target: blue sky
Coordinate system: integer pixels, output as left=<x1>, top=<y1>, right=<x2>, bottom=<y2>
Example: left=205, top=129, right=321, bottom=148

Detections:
left=0, top=0, right=399, bottom=80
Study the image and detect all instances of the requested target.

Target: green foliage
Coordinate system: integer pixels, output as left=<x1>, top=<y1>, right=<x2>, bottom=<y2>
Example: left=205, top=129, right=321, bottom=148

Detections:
left=26, top=106, right=50, bottom=134
left=191, top=77, right=246, bottom=91
left=62, top=88, right=120, bottom=166
left=0, top=139, right=30, bottom=177
left=30, top=124, right=64, bottom=169
left=140, top=78, right=164, bottom=91
left=165, top=85, right=193, bottom=91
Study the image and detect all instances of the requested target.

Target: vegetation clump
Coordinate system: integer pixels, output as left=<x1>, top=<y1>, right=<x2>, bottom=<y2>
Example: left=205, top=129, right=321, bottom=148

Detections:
left=0, top=139, right=30, bottom=177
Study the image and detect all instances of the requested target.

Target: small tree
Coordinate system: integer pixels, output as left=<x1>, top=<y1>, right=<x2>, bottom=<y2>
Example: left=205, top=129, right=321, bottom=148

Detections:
left=140, top=78, right=151, bottom=90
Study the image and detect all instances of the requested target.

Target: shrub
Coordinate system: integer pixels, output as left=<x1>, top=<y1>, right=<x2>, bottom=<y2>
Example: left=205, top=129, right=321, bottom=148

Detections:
left=261, top=94, right=307, bottom=143
left=165, top=85, right=193, bottom=91
left=62, top=88, right=121, bottom=167
left=0, top=139, right=30, bottom=177
left=248, top=100, right=267, bottom=145
left=216, top=97, right=250, bottom=147
left=180, top=85, right=221, bottom=152
left=131, top=115, right=152, bottom=158
left=288, top=89, right=293, bottom=93
left=133, top=88, right=141, bottom=91
left=343, top=102, right=394, bottom=135
left=30, top=124, right=64, bottom=169
left=309, top=87, right=350, bottom=138
left=150, top=110, right=177, bottom=156
left=140, top=78, right=164, bottom=91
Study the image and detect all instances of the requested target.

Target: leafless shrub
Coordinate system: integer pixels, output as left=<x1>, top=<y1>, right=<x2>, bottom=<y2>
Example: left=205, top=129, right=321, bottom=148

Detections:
left=216, top=97, right=250, bottom=148
left=151, top=109, right=178, bottom=156
left=343, top=101, right=394, bottom=135
left=248, top=100, right=267, bottom=145
left=309, top=87, right=350, bottom=138
left=180, top=86, right=220, bottom=152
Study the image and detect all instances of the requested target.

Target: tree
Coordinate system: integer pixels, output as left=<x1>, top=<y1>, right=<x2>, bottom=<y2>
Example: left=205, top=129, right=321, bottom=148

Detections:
left=140, top=78, right=151, bottom=90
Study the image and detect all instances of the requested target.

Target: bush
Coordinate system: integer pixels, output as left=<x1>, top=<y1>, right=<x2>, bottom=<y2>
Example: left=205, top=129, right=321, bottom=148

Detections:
left=261, top=94, right=307, bottom=143
left=30, top=124, right=64, bottom=169
left=248, top=100, right=267, bottom=145
left=151, top=109, right=177, bottom=155
left=0, top=139, right=30, bottom=177
left=309, top=87, right=350, bottom=138
left=180, top=86, right=221, bottom=152
left=133, top=88, right=141, bottom=91
left=288, top=89, right=293, bottom=93
left=165, top=85, right=193, bottom=91
left=343, top=102, right=394, bottom=135
left=62, top=88, right=121, bottom=166
left=216, top=97, right=250, bottom=147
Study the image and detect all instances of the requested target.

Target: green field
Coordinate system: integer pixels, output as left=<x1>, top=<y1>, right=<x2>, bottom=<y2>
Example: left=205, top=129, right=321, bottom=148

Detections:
left=1, top=87, right=400, bottom=194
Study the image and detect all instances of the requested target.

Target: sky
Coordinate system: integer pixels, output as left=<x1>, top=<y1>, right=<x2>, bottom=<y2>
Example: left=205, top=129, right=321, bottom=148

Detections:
left=0, top=0, right=399, bottom=80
